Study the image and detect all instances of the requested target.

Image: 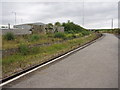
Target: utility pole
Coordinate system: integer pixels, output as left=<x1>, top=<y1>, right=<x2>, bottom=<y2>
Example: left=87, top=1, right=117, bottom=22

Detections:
left=21, top=19, right=23, bottom=24
left=111, top=18, right=113, bottom=29
left=118, top=1, right=120, bottom=28
left=12, top=12, right=16, bottom=25
left=82, top=0, right=85, bottom=26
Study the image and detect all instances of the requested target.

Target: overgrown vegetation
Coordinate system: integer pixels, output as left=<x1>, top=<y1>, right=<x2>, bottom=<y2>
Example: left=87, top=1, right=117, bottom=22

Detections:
left=4, top=32, right=15, bottom=41
left=19, top=43, right=40, bottom=55
left=54, top=32, right=66, bottom=39
left=2, top=34, right=62, bottom=50
left=28, top=34, right=40, bottom=42
left=19, top=43, right=29, bottom=55
left=2, top=33, right=98, bottom=78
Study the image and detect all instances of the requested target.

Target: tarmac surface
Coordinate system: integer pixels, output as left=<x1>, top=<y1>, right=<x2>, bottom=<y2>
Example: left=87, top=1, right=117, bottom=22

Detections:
left=4, top=33, right=118, bottom=88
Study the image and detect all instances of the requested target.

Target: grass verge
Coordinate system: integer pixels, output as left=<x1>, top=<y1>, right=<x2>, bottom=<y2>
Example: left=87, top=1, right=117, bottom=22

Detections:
left=2, top=33, right=98, bottom=78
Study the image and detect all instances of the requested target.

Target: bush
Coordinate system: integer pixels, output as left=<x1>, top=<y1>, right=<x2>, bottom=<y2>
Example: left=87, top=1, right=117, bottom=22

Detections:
left=54, top=32, right=66, bottom=39
left=72, top=34, right=80, bottom=38
left=29, top=34, right=40, bottom=41
left=19, top=43, right=29, bottom=55
left=79, top=33, right=83, bottom=37
left=4, top=32, right=15, bottom=40
left=81, top=31, right=90, bottom=36
left=65, top=34, right=74, bottom=39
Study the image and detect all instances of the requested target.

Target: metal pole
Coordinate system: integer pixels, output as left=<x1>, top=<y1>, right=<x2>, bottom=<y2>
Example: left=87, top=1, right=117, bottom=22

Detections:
left=12, top=12, right=16, bottom=25
left=83, top=0, right=85, bottom=26
left=15, top=12, right=16, bottom=25
left=111, top=18, right=113, bottom=29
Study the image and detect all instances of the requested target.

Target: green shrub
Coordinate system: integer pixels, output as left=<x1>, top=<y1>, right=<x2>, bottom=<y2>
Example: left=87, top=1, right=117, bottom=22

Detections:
left=81, top=31, right=90, bottom=36
left=29, top=34, right=40, bottom=41
left=4, top=32, right=15, bottom=40
left=65, top=34, right=74, bottom=39
left=54, top=32, right=66, bottom=39
left=19, top=43, right=29, bottom=55
left=79, top=33, right=83, bottom=37
left=72, top=34, right=80, bottom=38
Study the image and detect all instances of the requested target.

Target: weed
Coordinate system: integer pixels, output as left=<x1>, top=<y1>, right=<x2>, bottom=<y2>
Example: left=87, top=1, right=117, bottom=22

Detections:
left=29, top=47, right=39, bottom=54
left=29, top=34, right=40, bottom=42
left=54, top=32, right=66, bottom=39
left=4, top=32, right=15, bottom=40
left=19, top=43, right=29, bottom=55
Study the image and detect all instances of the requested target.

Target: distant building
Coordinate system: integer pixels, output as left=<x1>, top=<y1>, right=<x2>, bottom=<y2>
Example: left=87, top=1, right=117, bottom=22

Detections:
left=0, top=22, right=65, bottom=35
left=14, top=22, right=46, bottom=34
left=14, top=24, right=32, bottom=29
left=0, top=25, right=9, bottom=29
left=14, top=22, right=64, bottom=34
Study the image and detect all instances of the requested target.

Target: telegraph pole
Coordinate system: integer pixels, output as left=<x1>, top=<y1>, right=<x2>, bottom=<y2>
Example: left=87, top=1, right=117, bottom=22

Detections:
left=83, top=0, right=85, bottom=26
left=111, top=18, right=113, bottom=29
left=21, top=19, right=23, bottom=24
left=12, top=12, right=16, bottom=25
left=118, top=1, right=120, bottom=28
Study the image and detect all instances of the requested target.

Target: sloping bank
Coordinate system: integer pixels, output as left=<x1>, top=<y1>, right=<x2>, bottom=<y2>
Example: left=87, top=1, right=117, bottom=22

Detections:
left=2, top=33, right=102, bottom=79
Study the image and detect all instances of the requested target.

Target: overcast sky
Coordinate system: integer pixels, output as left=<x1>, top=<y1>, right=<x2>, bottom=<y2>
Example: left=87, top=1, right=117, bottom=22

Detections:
left=1, top=0, right=119, bottom=29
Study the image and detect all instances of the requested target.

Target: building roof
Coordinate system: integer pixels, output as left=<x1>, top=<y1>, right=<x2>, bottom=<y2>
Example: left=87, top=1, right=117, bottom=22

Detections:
left=14, top=22, right=45, bottom=26
left=28, top=22, right=45, bottom=25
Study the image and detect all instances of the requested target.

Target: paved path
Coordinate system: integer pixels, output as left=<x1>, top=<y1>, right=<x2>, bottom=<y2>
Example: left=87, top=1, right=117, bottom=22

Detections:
left=4, top=33, right=118, bottom=88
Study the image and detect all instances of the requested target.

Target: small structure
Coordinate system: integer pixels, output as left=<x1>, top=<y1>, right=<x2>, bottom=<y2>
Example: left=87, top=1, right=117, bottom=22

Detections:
left=14, top=22, right=46, bottom=34
left=45, top=24, right=55, bottom=34
left=55, top=26, right=64, bottom=33
left=14, top=22, right=64, bottom=34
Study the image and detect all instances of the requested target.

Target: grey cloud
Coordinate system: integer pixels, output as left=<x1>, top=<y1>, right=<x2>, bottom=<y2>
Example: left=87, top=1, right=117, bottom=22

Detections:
left=1, top=1, right=118, bottom=29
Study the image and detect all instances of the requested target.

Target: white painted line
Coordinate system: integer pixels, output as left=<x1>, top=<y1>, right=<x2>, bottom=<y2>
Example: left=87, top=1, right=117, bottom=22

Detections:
left=0, top=35, right=103, bottom=87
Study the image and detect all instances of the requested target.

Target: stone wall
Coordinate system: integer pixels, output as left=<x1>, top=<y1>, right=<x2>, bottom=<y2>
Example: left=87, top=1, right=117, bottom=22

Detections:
left=32, top=25, right=46, bottom=34
left=1, top=29, right=32, bottom=35
left=57, top=27, right=64, bottom=33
